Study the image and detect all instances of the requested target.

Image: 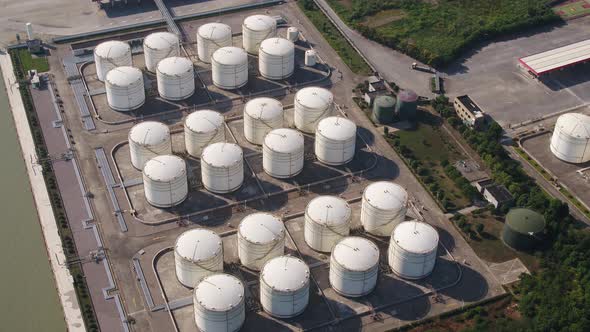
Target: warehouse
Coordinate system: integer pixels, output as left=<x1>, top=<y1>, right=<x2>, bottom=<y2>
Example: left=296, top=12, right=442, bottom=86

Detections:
left=518, top=38, right=590, bottom=77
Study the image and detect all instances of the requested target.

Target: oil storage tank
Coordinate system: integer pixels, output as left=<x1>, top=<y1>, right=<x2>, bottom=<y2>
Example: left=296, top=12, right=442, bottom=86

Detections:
left=294, top=87, right=334, bottom=133
left=197, top=22, right=232, bottom=63
left=304, top=50, right=316, bottom=67
left=304, top=195, right=351, bottom=252
left=242, top=15, right=277, bottom=54
left=94, top=40, right=132, bottom=81
left=184, top=110, right=226, bottom=158
left=372, top=95, right=395, bottom=124
left=156, top=57, right=195, bottom=101
left=128, top=121, right=171, bottom=170
left=550, top=113, right=590, bottom=164
left=194, top=273, right=245, bottom=332
left=259, top=37, right=295, bottom=80
left=263, top=128, right=304, bottom=179
left=211, top=46, right=248, bottom=89
left=287, top=27, right=299, bottom=42
left=395, top=89, right=418, bottom=121
left=388, top=221, right=439, bottom=279
left=143, top=32, right=180, bottom=72
left=260, top=256, right=310, bottom=318
left=315, top=116, right=357, bottom=165
left=244, top=97, right=284, bottom=145
left=143, top=155, right=188, bottom=208
left=330, top=237, right=379, bottom=297
left=361, top=181, right=408, bottom=236
left=238, top=212, right=286, bottom=270
left=105, top=66, right=145, bottom=111
left=502, top=208, right=545, bottom=251
left=201, top=142, right=244, bottom=193
left=175, top=229, right=223, bottom=288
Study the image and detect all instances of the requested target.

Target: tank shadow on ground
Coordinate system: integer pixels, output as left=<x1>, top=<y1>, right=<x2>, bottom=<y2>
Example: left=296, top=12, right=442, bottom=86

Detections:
left=438, top=263, right=489, bottom=302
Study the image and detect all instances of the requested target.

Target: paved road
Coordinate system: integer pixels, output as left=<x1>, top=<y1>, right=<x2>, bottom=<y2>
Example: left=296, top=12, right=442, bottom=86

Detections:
left=313, top=0, right=433, bottom=96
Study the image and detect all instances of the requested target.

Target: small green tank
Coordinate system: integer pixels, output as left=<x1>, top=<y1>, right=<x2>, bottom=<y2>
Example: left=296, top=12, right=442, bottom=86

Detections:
left=501, top=208, right=545, bottom=251
left=395, top=89, right=418, bottom=121
left=372, top=95, right=396, bottom=124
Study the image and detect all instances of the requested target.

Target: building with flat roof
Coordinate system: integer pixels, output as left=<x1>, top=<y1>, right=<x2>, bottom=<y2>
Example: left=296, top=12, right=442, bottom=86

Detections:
left=453, top=95, right=485, bottom=129
left=519, top=38, right=590, bottom=77
left=473, top=178, right=513, bottom=209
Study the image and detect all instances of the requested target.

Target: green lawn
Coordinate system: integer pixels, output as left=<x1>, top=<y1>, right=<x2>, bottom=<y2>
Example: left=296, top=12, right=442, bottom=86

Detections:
left=553, top=0, right=590, bottom=19
left=16, top=48, right=49, bottom=73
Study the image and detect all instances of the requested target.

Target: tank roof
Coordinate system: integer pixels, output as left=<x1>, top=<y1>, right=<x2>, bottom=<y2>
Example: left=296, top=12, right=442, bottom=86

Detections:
left=316, top=116, right=357, bottom=141
left=364, top=181, right=407, bottom=210
left=212, top=46, right=248, bottom=65
left=105, top=66, right=143, bottom=87
left=239, top=213, right=285, bottom=244
left=398, top=89, right=418, bottom=102
left=260, top=37, right=294, bottom=56
left=157, top=57, right=193, bottom=75
left=175, top=228, right=222, bottom=262
left=94, top=40, right=130, bottom=58
left=143, top=155, right=185, bottom=182
left=332, top=237, right=379, bottom=271
left=243, top=14, right=276, bottom=31
left=264, top=128, right=303, bottom=154
left=198, top=22, right=232, bottom=40
left=129, top=121, right=170, bottom=146
left=201, top=142, right=243, bottom=166
left=506, top=208, right=546, bottom=234
left=296, top=87, right=333, bottom=110
left=555, top=113, right=590, bottom=139
left=306, top=195, right=351, bottom=226
left=261, top=256, right=309, bottom=291
left=393, top=221, right=439, bottom=254
left=375, top=95, right=396, bottom=107
left=144, top=32, right=179, bottom=50
left=194, top=273, right=244, bottom=311
left=185, top=110, right=224, bottom=133
left=244, top=97, right=283, bottom=120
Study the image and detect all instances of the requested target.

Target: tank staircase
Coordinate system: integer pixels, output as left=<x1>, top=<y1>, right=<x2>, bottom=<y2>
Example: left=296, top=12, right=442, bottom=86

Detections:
left=153, top=0, right=182, bottom=39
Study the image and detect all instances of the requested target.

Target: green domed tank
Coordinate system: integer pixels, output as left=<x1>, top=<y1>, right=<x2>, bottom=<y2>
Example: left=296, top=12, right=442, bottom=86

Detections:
left=372, top=95, right=395, bottom=124
left=395, top=89, right=418, bottom=121
left=501, top=208, right=545, bottom=251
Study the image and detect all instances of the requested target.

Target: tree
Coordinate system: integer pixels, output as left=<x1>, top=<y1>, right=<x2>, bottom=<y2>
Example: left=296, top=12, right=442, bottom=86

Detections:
left=475, top=223, right=484, bottom=235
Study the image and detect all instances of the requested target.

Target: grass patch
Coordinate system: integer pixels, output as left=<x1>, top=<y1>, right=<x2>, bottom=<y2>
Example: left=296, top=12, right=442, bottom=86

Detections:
left=553, top=0, right=590, bottom=19
left=298, top=0, right=372, bottom=75
left=15, top=48, right=49, bottom=73
left=359, top=9, right=406, bottom=28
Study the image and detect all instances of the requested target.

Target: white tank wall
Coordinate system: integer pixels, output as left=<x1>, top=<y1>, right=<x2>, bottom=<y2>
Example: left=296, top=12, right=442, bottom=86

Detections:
left=156, top=57, right=195, bottom=101
left=305, top=50, right=317, bottom=67
left=259, top=37, right=295, bottom=80
left=244, top=97, right=284, bottom=145
left=263, top=128, right=304, bottom=179
left=242, top=15, right=277, bottom=54
left=175, top=229, right=224, bottom=288
left=94, top=40, right=132, bottom=81
left=194, top=274, right=245, bottom=332
left=330, top=237, right=379, bottom=297
left=361, top=181, right=408, bottom=236
left=388, top=221, right=439, bottom=279
left=238, top=213, right=286, bottom=270
left=294, top=87, right=334, bottom=133
left=260, top=256, right=310, bottom=318
left=143, top=32, right=180, bottom=72
left=184, top=110, right=226, bottom=158
left=201, top=143, right=244, bottom=193
left=105, top=66, right=145, bottom=111
left=287, top=27, right=299, bottom=42
left=197, top=22, right=233, bottom=63
left=315, top=116, right=356, bottom=165
left=550, top=113, right=590, bottom=163
left=211, top=46, right=248, bottom=89
left=128, top=121, right=172, bottom=170
left=304, top=196, right=351, bottom=252
left=143, top=155, right=188, bottom=208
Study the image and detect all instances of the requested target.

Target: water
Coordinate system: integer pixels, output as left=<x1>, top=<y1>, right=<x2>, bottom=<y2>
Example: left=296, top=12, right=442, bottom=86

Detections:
left=0, top=68, right=66, bottom=330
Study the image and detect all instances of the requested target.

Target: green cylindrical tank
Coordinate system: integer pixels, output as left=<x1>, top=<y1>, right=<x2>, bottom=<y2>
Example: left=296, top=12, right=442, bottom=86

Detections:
left=501, top=208, right=545, bottom=251
left=395, top=89, right=418, bottom=121
left=372, top=95, right=395, bottom=124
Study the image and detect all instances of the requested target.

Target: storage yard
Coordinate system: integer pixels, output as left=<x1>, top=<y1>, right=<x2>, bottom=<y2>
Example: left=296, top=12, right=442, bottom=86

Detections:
left=19, top=1, right=505, bottom=331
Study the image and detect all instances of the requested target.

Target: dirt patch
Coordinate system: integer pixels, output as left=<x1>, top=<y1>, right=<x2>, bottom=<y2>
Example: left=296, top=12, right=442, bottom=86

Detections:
left=360, top=9, right=406, bottom=28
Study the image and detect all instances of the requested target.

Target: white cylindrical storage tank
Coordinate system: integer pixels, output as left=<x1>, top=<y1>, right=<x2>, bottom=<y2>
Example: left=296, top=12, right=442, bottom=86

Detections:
left=304, top=50, right=317, bottom=67
left=260, top=256, right=310, bottom=318
left=263, top=128, right=304, bottom=179
left=361, top=181, right=408, bottom=236
left=194, top=273, right=245, bottom=332
left=143, top=155, right=188, bottom=208
left=156, top=56, right=195, bottom=101
left=197, top=22, right=233, bottom=63
left=294, top=87, right=334, bottom=133
left=211, top=46, right=248, bottom=90
left=128, top=121, right=172, bottom=170
left=244, top=97, right=284, bottom=145
left=259, top=37, right=295, bottom=80
left=143, top=32, right=180, bottom=72
left=286, top=27, right=299, bottom=42
left=94, top=40, right=132, bottom=81
left=174, top=229, right=224, bottom=288
left=184, top=110, right=226, bottom=158
left=315, top=116, right=357, bottom=165
left=388, top=221, right=439, bottom=279
left=304, top=195, right=351, bottom=252
left=330, top=237, right=379, bottom=297
left=26, top=22, right=33, bottom=40
left=242, top=15, right=277, bottom=54
left=550, top=113, right=590, bottom=164
left=201, top=142, right=244, bottom=194
left=238, top=213, right=286, bottom=270
left=105, top=66, right=145, bottom=112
